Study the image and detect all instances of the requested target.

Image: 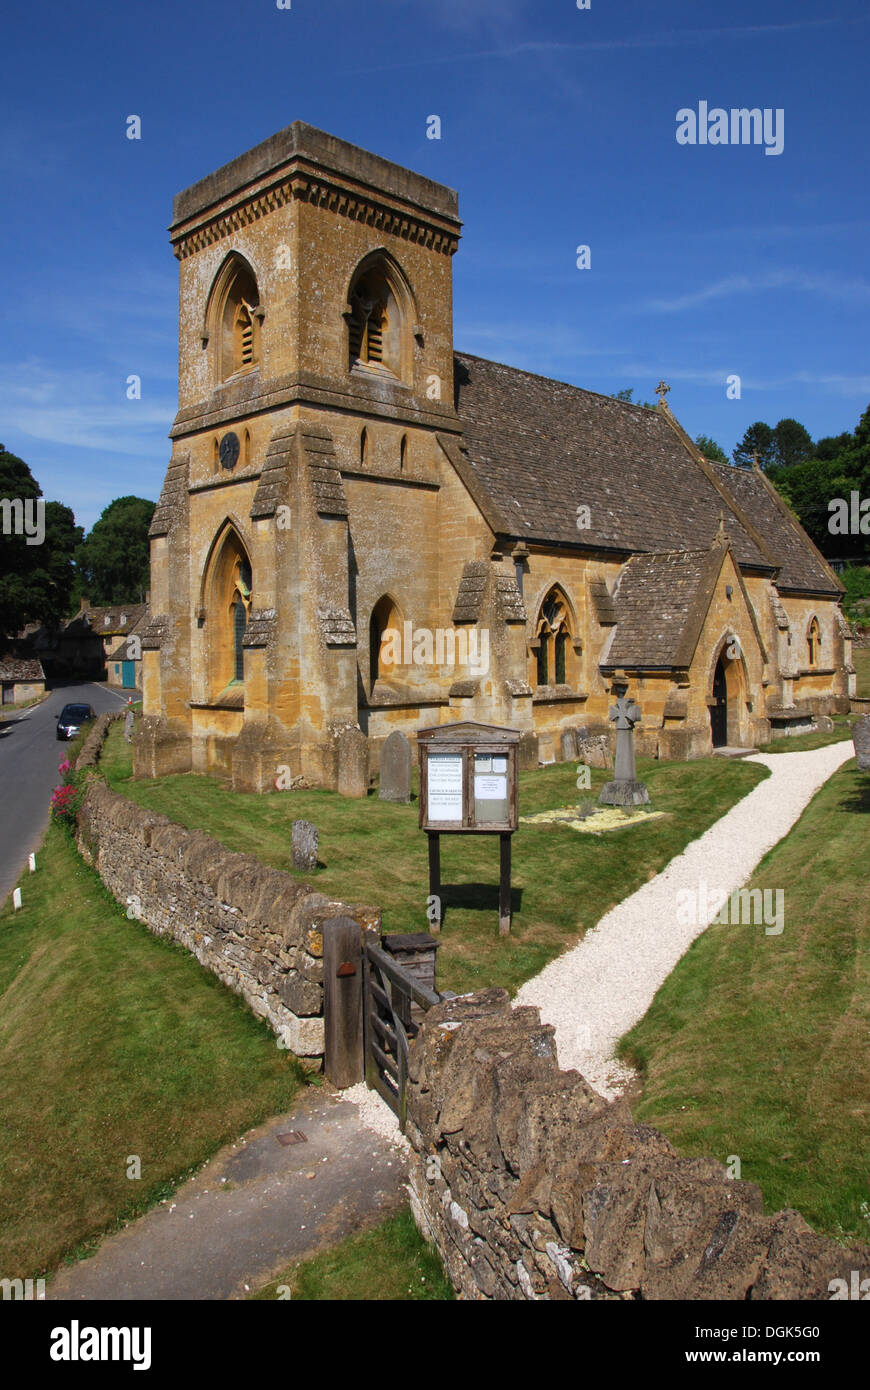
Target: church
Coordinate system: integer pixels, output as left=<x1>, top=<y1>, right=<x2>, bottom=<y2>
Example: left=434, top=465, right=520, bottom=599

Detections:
left=134, top=122, right=854, bottom=793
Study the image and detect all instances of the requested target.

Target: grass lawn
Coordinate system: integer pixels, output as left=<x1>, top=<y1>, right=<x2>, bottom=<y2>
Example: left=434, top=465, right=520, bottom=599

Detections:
left=619, top=758, right=869, bottom=1240
left=854, top=644, right=870, bottom=697
left=0, top=820, right=306, bottom=1280
left=103, top=722, right=768, bottom=996
left=251, top=1207, right=453, bottom=1300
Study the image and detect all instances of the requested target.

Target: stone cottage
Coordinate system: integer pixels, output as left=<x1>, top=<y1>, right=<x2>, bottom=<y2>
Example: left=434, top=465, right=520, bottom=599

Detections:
left=135, top=122, right=852, bottom=792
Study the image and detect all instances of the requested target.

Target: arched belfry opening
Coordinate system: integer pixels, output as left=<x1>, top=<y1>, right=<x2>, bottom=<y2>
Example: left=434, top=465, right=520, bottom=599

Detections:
left=204, top=253, right=262, bottom=382
left=345, top=252, right=414, bottom=382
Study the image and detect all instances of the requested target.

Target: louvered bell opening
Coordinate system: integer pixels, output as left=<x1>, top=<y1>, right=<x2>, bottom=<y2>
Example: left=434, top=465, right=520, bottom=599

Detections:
left=241, top=322, right=254, bottom=365
left=366, top=310, right=384, bottom=363
left=349, top=315, right=364, bottom=364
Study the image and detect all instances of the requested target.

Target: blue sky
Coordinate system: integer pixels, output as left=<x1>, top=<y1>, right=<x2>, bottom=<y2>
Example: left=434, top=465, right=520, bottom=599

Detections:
left=1, top=0, right=868, bottom=531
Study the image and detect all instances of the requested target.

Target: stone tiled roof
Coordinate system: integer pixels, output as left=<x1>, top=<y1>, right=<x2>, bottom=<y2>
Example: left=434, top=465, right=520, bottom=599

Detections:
left=149, top=454, right=188, bottom=537
left=83, top=604, right=148, bottom=637
left=317, top=607, right=356, bottom=645
left=242, top=608, right=277, bottom=648
left=301, top=423, right=349, bottom=518
left=250, top=429, right=293, bottom=519
left=452, top=354, right=834, bottom=595
left=604, top=547, right=724, bottom=669
left=0, top=655, right=45, bottom=682
left=711, top=463, right=841, bottom=595
left=452, top=561, right=488, bottom=624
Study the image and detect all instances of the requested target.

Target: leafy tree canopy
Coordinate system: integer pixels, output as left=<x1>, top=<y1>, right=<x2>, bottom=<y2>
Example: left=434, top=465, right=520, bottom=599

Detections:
left=0, top=445, right=82, bottom=641
left=695, top=434, right=730, bottom=464
left=772, top=418, right=815, bottom=469
left=75, top=495, right=156, bottom=606
left=733, top=421, right=777, bottom=470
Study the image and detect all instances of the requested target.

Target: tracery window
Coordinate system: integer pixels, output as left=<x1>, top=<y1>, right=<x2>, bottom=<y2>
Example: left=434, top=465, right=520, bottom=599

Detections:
left=533, top=588, right=575, bottom=688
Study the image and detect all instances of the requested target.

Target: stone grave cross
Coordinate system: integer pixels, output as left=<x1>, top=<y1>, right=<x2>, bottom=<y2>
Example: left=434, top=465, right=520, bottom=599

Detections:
left=598, top=675, right=650, bottom=807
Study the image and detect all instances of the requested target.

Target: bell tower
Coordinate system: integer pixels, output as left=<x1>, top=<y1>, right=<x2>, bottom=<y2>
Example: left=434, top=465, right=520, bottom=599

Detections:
left=136, top=123, right=463, bottom=790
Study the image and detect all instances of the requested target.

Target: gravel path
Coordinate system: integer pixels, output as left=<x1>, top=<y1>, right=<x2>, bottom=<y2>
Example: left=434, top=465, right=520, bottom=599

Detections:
left=514, top=741, right=855, bottom=1100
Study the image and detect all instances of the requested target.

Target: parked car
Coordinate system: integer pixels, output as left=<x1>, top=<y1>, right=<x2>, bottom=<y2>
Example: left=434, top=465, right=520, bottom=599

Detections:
left=56, top=703, right=95, bottom=741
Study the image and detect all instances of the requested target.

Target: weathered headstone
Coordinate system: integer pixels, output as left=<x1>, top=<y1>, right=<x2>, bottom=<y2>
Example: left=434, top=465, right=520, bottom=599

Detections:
left=578, top=733, right=613, bottom=770
left=560, top=729, right=577, bottom=761
left=598, top=675, right=650, bottom=806
left=854, top=715, right=870, bottom=771
left=292, top=819, right=319, bottom=871
left=379, top=730, right=412, bottom=803
left=336, top=726, right=369, bottom=799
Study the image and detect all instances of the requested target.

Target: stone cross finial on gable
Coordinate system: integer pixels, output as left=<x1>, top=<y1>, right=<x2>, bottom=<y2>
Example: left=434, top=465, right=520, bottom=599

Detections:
left=656, top=380, right=671, bottom=406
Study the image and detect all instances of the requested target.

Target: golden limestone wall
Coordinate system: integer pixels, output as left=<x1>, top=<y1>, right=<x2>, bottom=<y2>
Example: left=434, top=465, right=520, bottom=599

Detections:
left=137, top=127, right=848, bottom=792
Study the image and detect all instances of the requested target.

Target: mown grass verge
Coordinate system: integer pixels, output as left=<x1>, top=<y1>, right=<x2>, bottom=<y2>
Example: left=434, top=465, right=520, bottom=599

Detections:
left=250, top=1207, right=454, bottom=1301
left=103, top=722, right=768, bottom=996
left=0, top=820, right=306, bottom=1280
left=619, top=758, right=869, bottom=1240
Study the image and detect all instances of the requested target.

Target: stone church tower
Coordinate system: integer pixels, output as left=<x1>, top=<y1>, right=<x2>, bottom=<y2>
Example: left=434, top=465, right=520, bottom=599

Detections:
left=136, top=123, right=851, bottom=793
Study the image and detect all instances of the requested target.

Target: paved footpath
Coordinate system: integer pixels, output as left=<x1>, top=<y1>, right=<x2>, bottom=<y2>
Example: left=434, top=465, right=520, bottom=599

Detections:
left=516, top=740, right=856, bottom=1100
left=48, top=1087, right=407, bottom=1301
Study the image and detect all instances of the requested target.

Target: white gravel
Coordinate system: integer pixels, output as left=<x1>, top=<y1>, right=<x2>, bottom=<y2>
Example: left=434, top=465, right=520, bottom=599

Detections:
left=514, top=741, right=855, bottom=1100
left=342, top=1080, right=408, bottom=1148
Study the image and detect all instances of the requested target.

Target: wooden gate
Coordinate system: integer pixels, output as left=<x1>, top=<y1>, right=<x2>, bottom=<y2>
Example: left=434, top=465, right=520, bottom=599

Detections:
left=363, top=941, right=440, bottom=1131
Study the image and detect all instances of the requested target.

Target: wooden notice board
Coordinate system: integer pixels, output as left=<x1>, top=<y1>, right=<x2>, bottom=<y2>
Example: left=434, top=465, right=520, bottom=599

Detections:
left=417, top=722, right=520, bottom=935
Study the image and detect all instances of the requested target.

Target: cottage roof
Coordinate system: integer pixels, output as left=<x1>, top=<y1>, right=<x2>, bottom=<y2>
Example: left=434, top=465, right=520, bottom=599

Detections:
left=0, top=655, right=45, bottom=682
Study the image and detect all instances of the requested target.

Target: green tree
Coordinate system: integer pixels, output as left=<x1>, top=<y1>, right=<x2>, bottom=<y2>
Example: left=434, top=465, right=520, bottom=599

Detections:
left=75, top=496, right=156, bottom=605
left=695, top=434, right=730, bottom=464
left=815, top=432, right=853, bottom=462
left=766, top=402, right=870, bottom=561
left=772, top=418, right=815, bottom=469
left=0, top=444, right=82, bottom=640
left=612, top=388, right=656, bottom=409
left=733, top=422, right=776, bottom=470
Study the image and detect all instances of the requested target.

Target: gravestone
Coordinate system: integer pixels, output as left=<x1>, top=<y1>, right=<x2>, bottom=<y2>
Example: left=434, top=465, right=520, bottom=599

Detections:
left=336, top=726, right=369, bottom=799
left=578, top=733, right=613, bottom=770
left=598, top=675, right=650, bottom=806
left=854, top=715, right=870, bottom=771
left=379, top=730, right=412, bottom=803
left=292, top=819, right=319, bottom=871
left=560, top=729, right=577, bottom=761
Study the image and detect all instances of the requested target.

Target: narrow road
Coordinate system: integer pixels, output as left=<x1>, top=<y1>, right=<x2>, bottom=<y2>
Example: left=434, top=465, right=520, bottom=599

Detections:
left=0, top=681, right=131, bottom=906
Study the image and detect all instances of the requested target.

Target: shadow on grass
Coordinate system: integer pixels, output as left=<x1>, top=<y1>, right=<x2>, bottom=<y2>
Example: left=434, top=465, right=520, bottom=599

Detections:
left=838, top=778, right=870, bottom=814
left=438, top=881, right=524, bottom=929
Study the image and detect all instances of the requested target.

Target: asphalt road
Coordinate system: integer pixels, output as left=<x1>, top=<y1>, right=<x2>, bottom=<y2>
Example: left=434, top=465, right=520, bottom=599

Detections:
left=0, top=681, right=131, bottom=907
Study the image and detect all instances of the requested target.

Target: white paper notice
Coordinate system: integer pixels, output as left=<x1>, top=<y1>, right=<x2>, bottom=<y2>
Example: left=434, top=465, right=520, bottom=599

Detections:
left=474, top=775, right=507, bottom=800
left=427, top=753, right=463, bottom=821
left=491, top=756, right=507, bottom=774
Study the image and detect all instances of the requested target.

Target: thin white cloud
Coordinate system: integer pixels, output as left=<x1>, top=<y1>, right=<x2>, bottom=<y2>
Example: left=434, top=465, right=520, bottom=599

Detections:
left=640, top=271, right=870, bottom=314
left=0, top=361, right=173, bottom=455
left=338, top=19, right=842, bottom=76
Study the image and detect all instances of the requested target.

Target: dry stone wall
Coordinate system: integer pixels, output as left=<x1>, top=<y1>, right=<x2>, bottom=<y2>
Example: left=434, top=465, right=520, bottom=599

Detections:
left=75, top=776, right=378, bottom=1059
left=405, top=990, right=870, bottom=1301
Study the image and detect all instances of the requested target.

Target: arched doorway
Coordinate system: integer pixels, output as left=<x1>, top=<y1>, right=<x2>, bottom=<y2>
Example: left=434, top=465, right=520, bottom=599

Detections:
left=711, top=656, right=728, bottom=747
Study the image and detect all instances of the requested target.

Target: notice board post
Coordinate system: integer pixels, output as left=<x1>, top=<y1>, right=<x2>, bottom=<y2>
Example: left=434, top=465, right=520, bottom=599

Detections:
left=417, top=722, right=520, bottom=936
